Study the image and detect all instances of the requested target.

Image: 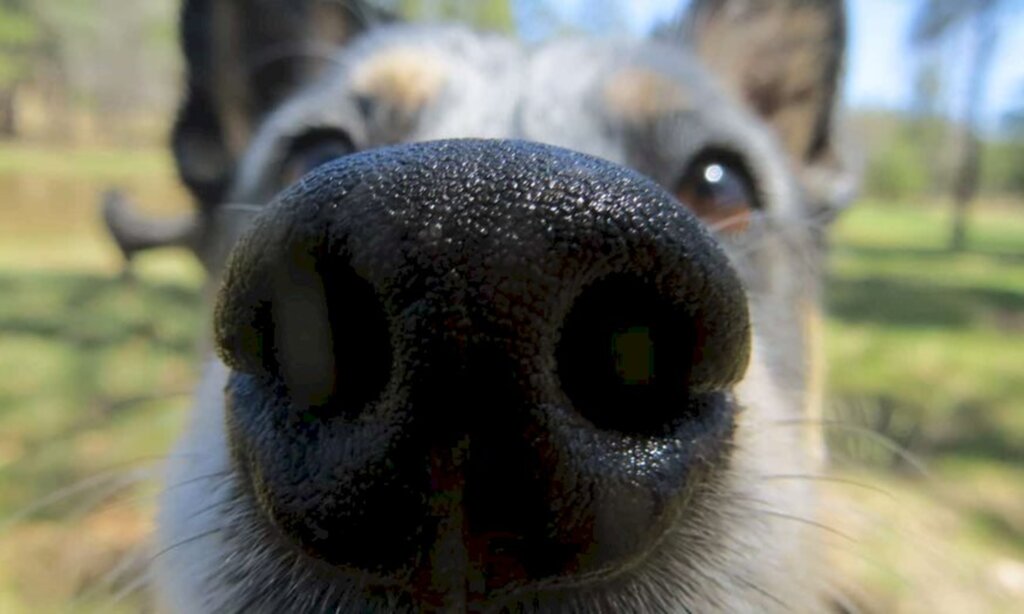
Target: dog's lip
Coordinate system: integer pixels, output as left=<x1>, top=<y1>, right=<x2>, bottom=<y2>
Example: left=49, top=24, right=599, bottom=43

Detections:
left=225, top=385, right=738, bottom=606
left=231, top=466, right=673, bottom=605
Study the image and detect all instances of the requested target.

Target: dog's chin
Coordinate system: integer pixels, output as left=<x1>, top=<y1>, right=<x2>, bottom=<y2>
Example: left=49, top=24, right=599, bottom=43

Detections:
left=222, top=483, right=684, bottom=612
left=218, top=420, right=726, bottom=610
left=181, top=475, right=746, bottom=614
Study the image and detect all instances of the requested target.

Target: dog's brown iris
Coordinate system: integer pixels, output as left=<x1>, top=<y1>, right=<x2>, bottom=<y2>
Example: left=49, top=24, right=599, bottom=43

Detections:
left=675, top=157, right=755, bottom=234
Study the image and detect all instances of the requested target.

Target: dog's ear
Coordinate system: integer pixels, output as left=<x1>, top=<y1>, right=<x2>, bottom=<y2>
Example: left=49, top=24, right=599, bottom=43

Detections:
left=174, top=0, right=390, bottom=209
left=680, top=0, right=854, bottom=208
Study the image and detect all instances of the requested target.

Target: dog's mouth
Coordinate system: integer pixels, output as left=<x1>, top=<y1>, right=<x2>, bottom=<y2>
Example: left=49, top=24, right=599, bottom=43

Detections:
left=215, top=139, right=750, bottom=605
left=225, top=399, right=736, bottom=606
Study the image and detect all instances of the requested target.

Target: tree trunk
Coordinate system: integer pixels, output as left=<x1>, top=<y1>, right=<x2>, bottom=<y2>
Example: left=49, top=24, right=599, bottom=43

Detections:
left=950, top=11, right=997, bottom=252
left=951, top=129, right=979, bottom=251
left=0, top=86, right=18, bottom=139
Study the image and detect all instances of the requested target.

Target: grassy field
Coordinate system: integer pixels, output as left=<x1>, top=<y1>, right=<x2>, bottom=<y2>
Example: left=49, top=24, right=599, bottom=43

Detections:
left=823, top=202, right=1024, bottom=612
left=0, top=146, right=1022, bottom=611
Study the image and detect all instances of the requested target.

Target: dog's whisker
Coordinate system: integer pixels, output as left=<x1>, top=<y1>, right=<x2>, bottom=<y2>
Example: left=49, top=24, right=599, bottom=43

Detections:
left=83, top=471, right=237, bottom=527
left=71, top=543, right=154, bottom=608
left=148, top=526, right=226, bottom=567
left=0, top=466, right=153, bottom=533
left=107, top=560, right=154, bottom=606
left=763, top=419, right=931, bottom=477
left=756, top=473, right=896, bottom=499
left=734, top=503, right=857, bottom=543
left=161, top=470, right=234, bottom=495
left=728, top=574, right=790, bottom=611
left=60, top=472, right=157, bottom=524
left=1, top=446, right=228, bottom=533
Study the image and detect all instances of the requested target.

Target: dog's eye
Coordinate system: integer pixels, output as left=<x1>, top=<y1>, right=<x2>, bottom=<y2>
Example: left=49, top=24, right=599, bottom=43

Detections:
left=280, top=129, right=356, bottom=187
left=675, top=156, right=756, bottom=234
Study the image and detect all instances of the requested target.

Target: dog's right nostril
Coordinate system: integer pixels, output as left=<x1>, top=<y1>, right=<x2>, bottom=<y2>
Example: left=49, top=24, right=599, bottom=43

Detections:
left=556, top=274, right=702, bottom=437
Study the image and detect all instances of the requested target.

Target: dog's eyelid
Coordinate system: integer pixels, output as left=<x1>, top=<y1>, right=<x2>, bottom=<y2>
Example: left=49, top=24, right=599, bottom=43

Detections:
left=283, top=127, right=357, bottom=157
left=278, top=127, right=358, bottom=187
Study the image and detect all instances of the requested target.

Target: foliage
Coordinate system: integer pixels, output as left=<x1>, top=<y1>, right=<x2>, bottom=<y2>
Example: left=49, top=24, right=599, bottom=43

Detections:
left=854, top=111, right=945, bottom=201
left=989, top=87, right=1024, bottom=194
left=863, top=130, right=932, bottom=201
left=909, top=0, right=1024, bottom=249
left=0, top=0, right=40, bottom=87
left=910, top=0, right=1003, bottom=44
left=982, top=138, right=1024, bottom=195
left=383, top=0, right=515, bottom=32
left=854, top=109, right=1024, bottom=202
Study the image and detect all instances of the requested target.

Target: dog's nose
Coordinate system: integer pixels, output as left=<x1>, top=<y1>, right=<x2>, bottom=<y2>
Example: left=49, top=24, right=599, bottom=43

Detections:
left=215, top=139, right=750, bottom=597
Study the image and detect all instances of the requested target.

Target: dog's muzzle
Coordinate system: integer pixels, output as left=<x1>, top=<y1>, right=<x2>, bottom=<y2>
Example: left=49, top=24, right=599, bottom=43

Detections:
left=215, top=139, right=750, bottom=601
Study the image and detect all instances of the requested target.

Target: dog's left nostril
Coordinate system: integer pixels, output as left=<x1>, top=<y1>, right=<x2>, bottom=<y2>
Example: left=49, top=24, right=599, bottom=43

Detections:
left=556, top=274, right=700, bottom=436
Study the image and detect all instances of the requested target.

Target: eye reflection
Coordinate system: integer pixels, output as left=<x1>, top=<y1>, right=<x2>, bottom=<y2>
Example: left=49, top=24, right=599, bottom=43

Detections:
left=703, top=164, right=724, bottom=183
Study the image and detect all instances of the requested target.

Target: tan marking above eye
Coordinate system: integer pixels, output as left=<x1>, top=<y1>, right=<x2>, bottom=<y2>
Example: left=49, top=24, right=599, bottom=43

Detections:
left=602, top=69, right=690, bottom=123
left=352, top=48, right=449, bottom=115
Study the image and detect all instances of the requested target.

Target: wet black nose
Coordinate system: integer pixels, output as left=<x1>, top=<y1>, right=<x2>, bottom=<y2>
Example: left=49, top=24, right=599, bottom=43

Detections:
left=215, top=139, right=750, bottom=599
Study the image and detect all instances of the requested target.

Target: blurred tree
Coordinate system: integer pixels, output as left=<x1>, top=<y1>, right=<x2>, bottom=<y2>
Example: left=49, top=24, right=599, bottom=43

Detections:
left=983, top=86, right=1024, bottom=196
left=911, top=0, right=1021, bottom=250
left=865, top=135, right=931, bottom=201
left=908, top=56, right=953, bottom=197
left=982, top=139, right=1024, bottom=196
left=379, top=0, right=514, bottom=32
left=1004, top=85, right=1024, bottom=134
left=32, top=0, right=178, bottom=118
left=855, top=110, right=933, bottom=202
left=0, top=0, right=42, bottom=137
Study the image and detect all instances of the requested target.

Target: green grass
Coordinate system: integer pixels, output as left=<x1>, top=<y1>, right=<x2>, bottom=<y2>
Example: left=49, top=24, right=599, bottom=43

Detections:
left=826, top=203, right=1024, bottom=455
left=823, top=201, right=1024, bottom=612
left=0, top=266, right=201, bottom=612
left=0, top=148, right=201, bottom=611
left=0, top=146, right=1021, bottom=610
left=0, top=143, right=172, bottom=179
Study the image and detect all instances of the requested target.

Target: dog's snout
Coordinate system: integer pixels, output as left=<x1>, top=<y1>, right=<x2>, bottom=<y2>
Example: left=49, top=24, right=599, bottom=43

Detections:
left=215, top=139, right=750, bottom=595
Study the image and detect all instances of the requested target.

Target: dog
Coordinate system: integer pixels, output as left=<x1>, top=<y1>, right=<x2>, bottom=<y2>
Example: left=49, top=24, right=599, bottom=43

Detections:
left=104, top=0, right=857, bottom=611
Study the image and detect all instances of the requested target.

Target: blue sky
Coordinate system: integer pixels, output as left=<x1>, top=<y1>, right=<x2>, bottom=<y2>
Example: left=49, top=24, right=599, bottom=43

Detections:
left=520, top=0, right=1024, bottom=129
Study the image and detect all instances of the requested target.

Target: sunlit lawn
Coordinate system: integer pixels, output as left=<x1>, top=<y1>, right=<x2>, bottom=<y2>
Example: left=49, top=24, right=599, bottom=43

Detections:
left=824, top=201, right=1024, bottom=612
left=0, top=146, right=1021, bottom=611
left=828, top=202, right=1024, bottom=448
left=0, top=145, right=201, bottom=612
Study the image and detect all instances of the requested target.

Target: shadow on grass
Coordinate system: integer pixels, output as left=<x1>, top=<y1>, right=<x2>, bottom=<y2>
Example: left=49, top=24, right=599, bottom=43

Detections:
left=0, top=269, right=202, bottom=461
left=969, top=507, right=1024, bottom=553
left=829, top=395, right=1024, bottom=469
left=926, top=400, right=1024, bottom=464
left=827, top=276, right=1024, bottom=328
left=835, top=244, right=1024, bottom=264
left=0, top=270, right=201, bottom=354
